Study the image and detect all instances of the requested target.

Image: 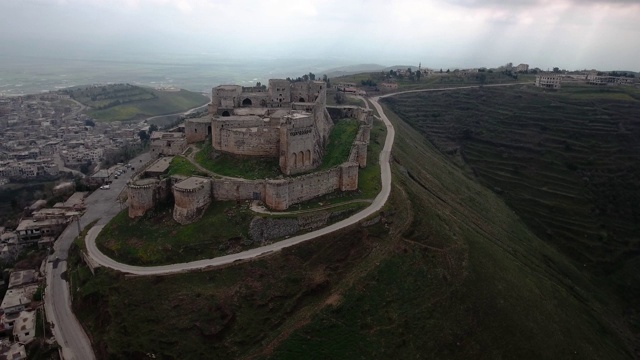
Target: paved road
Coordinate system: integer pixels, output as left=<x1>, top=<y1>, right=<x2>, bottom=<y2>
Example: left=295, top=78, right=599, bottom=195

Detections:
left=44, top=151, right=153, bottom=360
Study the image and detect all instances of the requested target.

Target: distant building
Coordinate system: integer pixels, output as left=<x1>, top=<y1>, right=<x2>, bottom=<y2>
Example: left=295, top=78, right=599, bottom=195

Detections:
left=587, top=75, right=634, bottom=86
left=380, top=82, right=399, bottom=90
left=516, top=63, right=529, bottom=72
left=150, top=132, right=187, bottom=157
left=12, top=310, right=36, bottom=344
left=535, top=75, right=562, bottom=89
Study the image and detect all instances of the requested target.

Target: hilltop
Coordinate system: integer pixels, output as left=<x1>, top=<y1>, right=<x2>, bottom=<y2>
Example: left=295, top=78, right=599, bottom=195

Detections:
left=61, top=84, right=209, bottom=122
left=68, top=85, right=636, bottom=359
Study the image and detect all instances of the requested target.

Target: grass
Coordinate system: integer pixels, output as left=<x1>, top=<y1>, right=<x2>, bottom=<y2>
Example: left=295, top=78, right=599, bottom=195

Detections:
left=166, top=156, right=204, bottom=177
left=95, top=201, right=254, bottom=266
left=319, top=119, right=359, bottom=170
left=292, top=116, right=386, bottom=209
left=195, top=142, right=282, bottom=179
left=86, top=88, right=209, bottom=122
left=72, top=95, right=634, bottom=358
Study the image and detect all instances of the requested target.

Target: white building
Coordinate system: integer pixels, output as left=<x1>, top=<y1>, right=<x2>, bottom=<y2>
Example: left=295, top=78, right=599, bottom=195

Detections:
left=535, top=75, right=562, bottom=89
left=516, top=63, right=529, bottom=72
left=13, top=311, right=36, bottom=344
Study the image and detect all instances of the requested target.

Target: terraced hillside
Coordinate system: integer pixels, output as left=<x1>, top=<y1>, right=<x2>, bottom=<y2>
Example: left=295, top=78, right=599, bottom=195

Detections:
left=382, top=84, right=640, bottom=324
left=70, top=90, right=635, bottom=359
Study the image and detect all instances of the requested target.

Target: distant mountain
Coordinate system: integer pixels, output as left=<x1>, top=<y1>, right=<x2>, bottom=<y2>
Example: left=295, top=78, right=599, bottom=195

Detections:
left=321, top=64, right=387, bottom=78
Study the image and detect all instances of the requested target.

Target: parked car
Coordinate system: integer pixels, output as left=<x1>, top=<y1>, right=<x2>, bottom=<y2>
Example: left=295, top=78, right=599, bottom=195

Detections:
left=100, top=184, right=110, bottom=190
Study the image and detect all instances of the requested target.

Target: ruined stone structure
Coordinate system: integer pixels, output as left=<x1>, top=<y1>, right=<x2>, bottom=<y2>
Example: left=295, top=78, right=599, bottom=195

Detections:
left=128, top=79, right=375, bottom=224
left=191, top=79, right=333, bottom=176
left=150, top=132, right=187, bottom=157
left=184, top=117, right=211, bottom=143
left=172, top=176, right=212, bottom=224
left=127, top=178, right=171, bottom=217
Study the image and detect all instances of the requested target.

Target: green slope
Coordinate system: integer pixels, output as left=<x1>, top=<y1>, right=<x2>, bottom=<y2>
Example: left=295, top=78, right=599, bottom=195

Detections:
left=66, top=84, right=209, bottom=121
left=69, top=92, right=634, bottom=359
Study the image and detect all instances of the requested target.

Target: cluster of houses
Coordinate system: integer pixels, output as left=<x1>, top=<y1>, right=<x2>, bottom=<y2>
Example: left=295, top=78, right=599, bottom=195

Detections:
left=1, top=191, right=86, bottom=263
left=0, top=93, right=144, bottom=184
left=0, top=268, right=43, bottom=359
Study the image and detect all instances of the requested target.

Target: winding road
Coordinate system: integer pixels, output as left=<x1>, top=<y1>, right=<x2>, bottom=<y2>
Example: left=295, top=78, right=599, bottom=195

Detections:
left=50, top=82, right=527, bottom=359
left=83, top=94, right=396, bottom=275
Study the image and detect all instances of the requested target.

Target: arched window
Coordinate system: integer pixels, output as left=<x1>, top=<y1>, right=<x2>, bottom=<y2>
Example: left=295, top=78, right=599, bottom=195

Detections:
left=221, top=111, right=230, bottom=117
left=291, top=152, right=297, bottom=168
left=242, top=98, right=252, bottom=106
left=305, top=150, right=311, bottom=165
left=299, top=151, right=304, bottom=166
left=298, top=97, right=305, bottom=102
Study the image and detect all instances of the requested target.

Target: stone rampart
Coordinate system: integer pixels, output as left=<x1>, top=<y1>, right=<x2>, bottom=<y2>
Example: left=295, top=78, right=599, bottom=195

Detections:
left=173, top=176, right=212, bottom=224
left=327, top=106, right=373, bottom=125
left=265, top=167, right=342, bottom=210
left=213, top=178, right=266, bottom=201
left=219, top=127, right=279, bottom=157
left=185, top=118, right=210, bottom=144
left=340, top=162, right=359, bottom=191
left=127, top=178, right=171, bottom=218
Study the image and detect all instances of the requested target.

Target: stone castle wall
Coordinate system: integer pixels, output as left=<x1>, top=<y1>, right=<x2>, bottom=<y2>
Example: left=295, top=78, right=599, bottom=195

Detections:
left=185, top=119, right=210, bottom=143
left=213, top=178, right=265, bottom=201
left=219, top=126, right=280, bottom=157
left=173, top=177, right=212, bottom=224
left=263, top=162, right=358, bottom=210
left=127, top=178, right=171, bottom=218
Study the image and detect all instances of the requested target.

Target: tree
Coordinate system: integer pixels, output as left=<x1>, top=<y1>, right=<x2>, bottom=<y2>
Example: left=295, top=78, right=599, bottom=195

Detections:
left=416, top=70, right=421, bottom=81
left=407, top=67, right=412, bottom=75
left=308, top=72, right=316, bottom=81
left=553, top=67, right=560, bottom=73
left=322, top=74, right=328, bottom=82
left=477, top=73, right=487, bottom=84
left=440, top=68, right=443, bottom=73
left=446, top=69, right=450, bottom=73
left=149, top=124, right=158, bottom=133
left=303, top=74, right=310, bottom=82
left=334, top=91, right=346, bottom=105
left=84, top=119, right=95, bottom=127
left=138, top=130, right=150, bottom=142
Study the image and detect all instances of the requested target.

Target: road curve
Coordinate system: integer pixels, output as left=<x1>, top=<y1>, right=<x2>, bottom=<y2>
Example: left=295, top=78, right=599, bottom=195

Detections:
left=85, top=96, right=396, bottom=275
left=84, top=82, right=530, bottom=276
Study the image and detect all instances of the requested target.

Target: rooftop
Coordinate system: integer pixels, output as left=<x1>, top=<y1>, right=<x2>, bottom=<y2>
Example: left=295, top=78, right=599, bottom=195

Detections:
left=145, top=157, right=173, bottom=174
left=16, top=218, right=65, bottom=231
left=0, top=285, right=37, bottom=312
left=174, top=176, right=210, bottom=190
left=8, top=270, right=37, bottom=289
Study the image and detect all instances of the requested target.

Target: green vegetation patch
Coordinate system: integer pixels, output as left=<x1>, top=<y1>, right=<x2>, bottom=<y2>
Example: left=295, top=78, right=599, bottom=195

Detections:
left=95, top=201, right=254, bottom=266
left=292, top=117, right=386, bottom=210
left=381, top=85, right=640, bottom=350
left=320, top=119, right=359, bottom=170
left=195, top=142, right=281, bottom=179
left=167, top=156, right=203, bottom=177
left=75, top=85, right=209, bottom=122
left=72, top=224, right=389, bottom=359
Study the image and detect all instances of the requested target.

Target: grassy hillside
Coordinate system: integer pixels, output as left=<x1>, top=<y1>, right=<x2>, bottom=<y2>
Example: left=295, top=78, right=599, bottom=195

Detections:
left=382, top=84, right=640, bottom=299
left=70, top=88, right=635, bottom=358
left=66, top=84, right=209, bottom=121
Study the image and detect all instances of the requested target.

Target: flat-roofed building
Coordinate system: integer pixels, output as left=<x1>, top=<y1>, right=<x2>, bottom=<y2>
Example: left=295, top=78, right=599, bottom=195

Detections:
left=535, top=75, right=562, bottom=89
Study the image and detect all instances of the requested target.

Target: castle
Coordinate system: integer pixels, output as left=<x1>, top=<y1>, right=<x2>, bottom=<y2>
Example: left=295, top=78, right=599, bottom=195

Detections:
left=127, top=79, right=374, bottom=225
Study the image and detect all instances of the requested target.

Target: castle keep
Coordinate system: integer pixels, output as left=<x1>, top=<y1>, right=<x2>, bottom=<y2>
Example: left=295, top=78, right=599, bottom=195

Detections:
left=205, top=80, right=333, bottom=175
left=129, top=79, right=374, bottom=224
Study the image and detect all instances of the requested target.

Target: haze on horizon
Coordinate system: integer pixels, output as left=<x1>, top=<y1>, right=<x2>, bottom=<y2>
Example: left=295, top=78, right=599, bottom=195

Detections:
left=1, top=0, right=639, bottom=72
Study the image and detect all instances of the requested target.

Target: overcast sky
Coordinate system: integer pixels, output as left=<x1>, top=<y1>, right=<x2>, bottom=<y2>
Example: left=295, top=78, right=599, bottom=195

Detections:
left=1, top=0, right=639, bottom=71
